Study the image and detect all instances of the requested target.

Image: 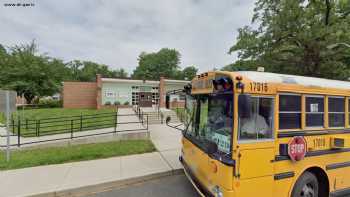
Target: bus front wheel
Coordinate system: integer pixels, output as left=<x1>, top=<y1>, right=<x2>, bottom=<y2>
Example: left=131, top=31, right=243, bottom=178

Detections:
left=291, top=172, right=319, bottom=197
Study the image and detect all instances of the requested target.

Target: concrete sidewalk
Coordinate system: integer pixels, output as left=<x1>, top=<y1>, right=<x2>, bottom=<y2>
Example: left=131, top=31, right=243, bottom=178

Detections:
left=149, top=124, right=183, bottom=170
left=0, top=152, right=180, bottom=197
left=0, top=123, right=184, bottom=197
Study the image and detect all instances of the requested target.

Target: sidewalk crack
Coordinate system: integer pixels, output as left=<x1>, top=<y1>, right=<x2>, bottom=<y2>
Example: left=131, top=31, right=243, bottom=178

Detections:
left=55, top=163, right=73, bottom=194
left=158, top=151, right=173, bottom=173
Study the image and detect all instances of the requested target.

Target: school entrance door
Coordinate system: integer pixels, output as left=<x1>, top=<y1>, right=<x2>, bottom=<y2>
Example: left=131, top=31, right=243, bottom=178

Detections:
left=139, top=92, right=152, bottom=107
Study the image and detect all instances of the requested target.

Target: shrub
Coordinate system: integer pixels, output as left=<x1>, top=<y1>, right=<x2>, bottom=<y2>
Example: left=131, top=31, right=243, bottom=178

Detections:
left=38, top=99, right=62, bottom=108
left=105, top=101, right=111, bottom=105
left=123, top=101, right=130, bottom=105
left=0, top=112, right=5, bottom=124
left=114, top=101, right=121, bottom=105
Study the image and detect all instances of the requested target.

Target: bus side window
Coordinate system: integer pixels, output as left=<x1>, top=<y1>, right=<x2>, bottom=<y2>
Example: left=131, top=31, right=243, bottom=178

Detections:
left=239, top=97, right=274, bottom=141
left=329, top=97, right=345, bottom=127
left=279, top=95, right=302, bottom=130
left=305, top=96, right=324, bottom=128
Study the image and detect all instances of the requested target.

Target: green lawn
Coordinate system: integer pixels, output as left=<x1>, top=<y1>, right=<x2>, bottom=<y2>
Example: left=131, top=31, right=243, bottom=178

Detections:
left=0, top=140, right=155, bottom=170
left=173, top=108, right=186, bottom=122
left=5, top=108, right=118, bottom=137
left=0, top=112, right=5, bottom=125
left=12, top=108, right=117, bottom=120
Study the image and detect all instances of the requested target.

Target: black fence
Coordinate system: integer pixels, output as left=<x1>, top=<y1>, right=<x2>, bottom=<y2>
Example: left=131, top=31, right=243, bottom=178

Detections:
left=0, top=112, right=148, bottom=148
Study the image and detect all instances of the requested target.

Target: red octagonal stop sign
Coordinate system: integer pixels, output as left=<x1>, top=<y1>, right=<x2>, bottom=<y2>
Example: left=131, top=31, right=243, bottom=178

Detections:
left=288, top=136, right=307, bottom=162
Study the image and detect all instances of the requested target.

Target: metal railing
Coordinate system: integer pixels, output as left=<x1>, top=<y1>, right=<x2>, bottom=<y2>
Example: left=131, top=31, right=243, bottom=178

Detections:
left=136, top=106, right=147, bottom=124
left=0, top=112, right=148, bottom=148
left=135, top=105, right=165, bottom=124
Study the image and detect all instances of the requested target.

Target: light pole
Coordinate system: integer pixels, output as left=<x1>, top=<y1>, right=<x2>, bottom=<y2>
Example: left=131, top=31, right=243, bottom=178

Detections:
left=327, top=42, right=350, bottom=49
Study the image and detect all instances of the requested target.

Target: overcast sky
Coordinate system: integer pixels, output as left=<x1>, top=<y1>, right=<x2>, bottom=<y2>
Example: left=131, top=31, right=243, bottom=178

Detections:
left=0, top=0, right=256, bottom=74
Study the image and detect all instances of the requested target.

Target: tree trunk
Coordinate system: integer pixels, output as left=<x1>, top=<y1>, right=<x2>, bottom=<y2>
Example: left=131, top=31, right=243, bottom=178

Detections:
left=24, top=93, right=35, bottom=104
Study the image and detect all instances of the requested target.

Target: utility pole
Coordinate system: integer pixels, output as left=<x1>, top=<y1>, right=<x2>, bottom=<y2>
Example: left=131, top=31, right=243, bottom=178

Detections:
left=1, top=90, right=16, bottom=162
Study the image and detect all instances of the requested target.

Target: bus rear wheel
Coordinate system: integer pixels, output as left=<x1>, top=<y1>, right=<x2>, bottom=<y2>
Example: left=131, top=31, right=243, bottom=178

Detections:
left=292, top=172, right=319, bottom=197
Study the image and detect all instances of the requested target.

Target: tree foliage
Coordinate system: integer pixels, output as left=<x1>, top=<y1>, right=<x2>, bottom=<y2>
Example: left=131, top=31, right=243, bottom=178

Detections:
left=0, top=41, right=129, bottom=103
left=229, top=0, right=350, bottom=80
left=0, top=41, right=66, bottom=103
left=132, top=48, right=181, bottom=80
left=67, top=60, right=128, bottom=82
left=181, top=66, right=198, bottom=80
left=132, top=48, right=197, bottom=80
left=221, top=60, right=260, bottom=72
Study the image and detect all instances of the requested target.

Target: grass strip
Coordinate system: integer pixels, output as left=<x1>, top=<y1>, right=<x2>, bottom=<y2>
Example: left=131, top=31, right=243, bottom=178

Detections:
left=0, top=140, right=155, bottom=171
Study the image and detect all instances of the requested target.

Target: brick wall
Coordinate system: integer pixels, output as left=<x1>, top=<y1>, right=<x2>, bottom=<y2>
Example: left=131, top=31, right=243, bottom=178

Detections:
left=159, top=77, right=165, bottom=108
left=63, top=82, right=97, bottom=108
left=96, top=74, right=102, bottom=109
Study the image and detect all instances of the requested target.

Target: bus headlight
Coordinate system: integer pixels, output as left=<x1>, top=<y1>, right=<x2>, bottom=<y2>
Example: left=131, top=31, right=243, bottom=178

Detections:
left=212, top=185, right=223, bottom=197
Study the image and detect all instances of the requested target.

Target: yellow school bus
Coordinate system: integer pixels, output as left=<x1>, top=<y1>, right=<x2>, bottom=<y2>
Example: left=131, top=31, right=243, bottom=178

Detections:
left=169, top=71, right=350, bottom=197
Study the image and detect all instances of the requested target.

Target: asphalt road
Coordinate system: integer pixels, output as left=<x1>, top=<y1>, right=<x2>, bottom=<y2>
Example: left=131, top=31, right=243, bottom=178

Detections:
left=87, top=174, right=200, bottom=197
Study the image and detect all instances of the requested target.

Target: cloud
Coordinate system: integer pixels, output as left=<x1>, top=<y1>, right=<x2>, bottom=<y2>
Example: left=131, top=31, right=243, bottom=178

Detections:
left=0, top=0, right=256, bottom=74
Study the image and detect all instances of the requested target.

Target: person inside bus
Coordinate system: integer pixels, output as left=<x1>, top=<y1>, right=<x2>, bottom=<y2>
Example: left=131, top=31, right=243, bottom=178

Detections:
left=239, top=98, right=271, bottom=139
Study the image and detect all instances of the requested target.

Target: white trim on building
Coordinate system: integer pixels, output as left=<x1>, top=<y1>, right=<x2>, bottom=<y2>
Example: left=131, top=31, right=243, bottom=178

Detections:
left=102, top=78, right=160, bottom=85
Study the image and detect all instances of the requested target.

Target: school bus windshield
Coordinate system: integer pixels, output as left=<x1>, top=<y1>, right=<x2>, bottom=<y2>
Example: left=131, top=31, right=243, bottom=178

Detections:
left=185, top=93, right=233, bottom=154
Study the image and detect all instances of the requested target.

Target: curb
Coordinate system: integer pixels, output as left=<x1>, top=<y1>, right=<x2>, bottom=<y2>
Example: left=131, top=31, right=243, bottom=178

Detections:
left=28, top=168, right=184, bottom=197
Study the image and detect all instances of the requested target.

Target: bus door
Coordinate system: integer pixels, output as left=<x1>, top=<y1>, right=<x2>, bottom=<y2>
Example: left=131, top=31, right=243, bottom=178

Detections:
left=235, top=96, right=276, bottom=196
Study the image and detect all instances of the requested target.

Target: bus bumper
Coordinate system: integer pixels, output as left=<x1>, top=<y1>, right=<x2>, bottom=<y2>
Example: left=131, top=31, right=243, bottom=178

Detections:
left=180, top=156, right=235, bottom=197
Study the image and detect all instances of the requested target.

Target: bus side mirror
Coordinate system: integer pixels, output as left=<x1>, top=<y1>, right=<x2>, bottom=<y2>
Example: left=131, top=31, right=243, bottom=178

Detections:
left=165, top=116, right=184, bottom=132
left=238, top=94, right=252, bottom=119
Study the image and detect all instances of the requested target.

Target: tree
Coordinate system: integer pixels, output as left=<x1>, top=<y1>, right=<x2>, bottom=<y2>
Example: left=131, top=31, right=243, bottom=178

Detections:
left=80, top=61, right=112, bottom=81
left=112, top=68, right=128, bottom=78
left=0, top=40, right=66, bottom=103
left=0, top=40, right=129, bottom=103
left=132, top=48, right=181, bottom=80
left=66, top=60, right=84, bottom=81
left=229, top=0, right=350, bottom=80
left=66, top=60, right=129, bottom=81
left=221, top=60, right=260, bottom=72
left=181, top=66, right=198, bottom=80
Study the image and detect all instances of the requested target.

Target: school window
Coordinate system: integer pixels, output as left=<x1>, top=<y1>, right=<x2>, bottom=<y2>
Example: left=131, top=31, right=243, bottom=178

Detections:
left=328, top=97, right=345, bottom=127
left=105, top=91, right=114, bottom=98
left=279, top=94, right=301, bottom=130
left=305, top=96, right=324, bottom=128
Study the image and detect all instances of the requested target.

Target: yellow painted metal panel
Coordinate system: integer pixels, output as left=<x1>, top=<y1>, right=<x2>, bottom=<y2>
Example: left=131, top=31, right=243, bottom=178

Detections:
left=235, top=176, right=274, bottom=197
left=238, top=148, right=275, bottom=179
left=346, top=97, right=349, bottom=128
left=325, top=96, right=329, bottom=128
left=182, top=138, right=210, bottom=188
left=301, top=95, right=306, bottom=130
left=273, top=179, right=294, bottom=197
left=207, top=158, right=233, bottom=190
